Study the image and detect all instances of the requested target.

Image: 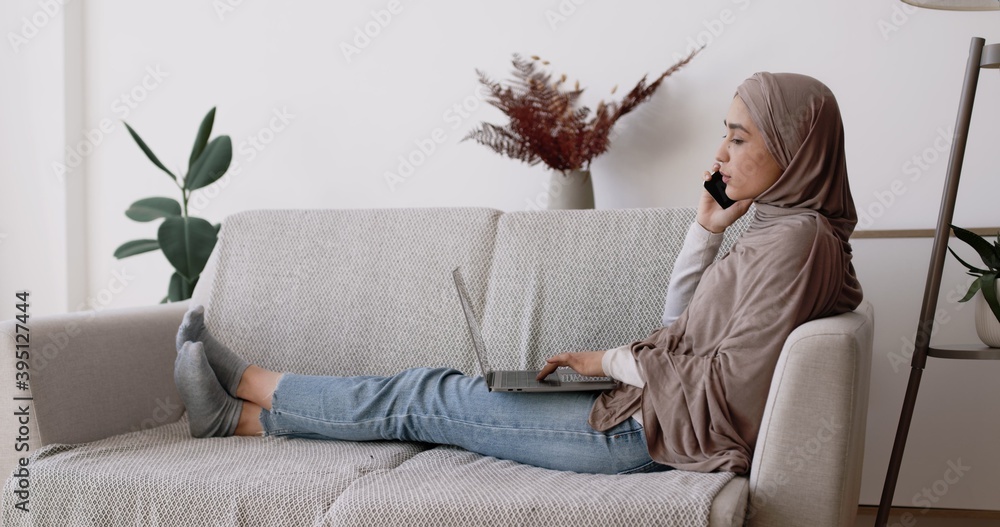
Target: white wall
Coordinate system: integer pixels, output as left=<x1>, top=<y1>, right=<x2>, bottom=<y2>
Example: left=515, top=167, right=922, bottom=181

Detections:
left=3, top=0, right=999, bottom=512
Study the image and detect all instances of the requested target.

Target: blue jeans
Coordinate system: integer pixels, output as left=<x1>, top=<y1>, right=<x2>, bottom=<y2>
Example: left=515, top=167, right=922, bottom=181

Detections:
left=258, top=367, right=670, bottom=475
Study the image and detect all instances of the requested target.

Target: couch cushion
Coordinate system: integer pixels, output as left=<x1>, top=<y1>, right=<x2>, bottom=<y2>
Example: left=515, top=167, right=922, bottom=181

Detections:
left=326, top=445, right=737, bottom=526
left=1, top=417, right=427, bottom=526
left=480, top=207, right=751, bottom=370
left=201, top=207, right=502, bottom=376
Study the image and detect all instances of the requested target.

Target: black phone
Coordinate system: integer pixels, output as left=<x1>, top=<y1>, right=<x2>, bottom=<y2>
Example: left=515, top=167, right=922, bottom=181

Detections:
left=704, top=170, right=736, bottom=209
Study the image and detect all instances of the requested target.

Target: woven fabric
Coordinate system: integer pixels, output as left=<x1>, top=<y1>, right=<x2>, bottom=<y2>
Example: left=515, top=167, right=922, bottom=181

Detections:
left=481, top=207, right=752, bottom=370
left=7, top=206, right=754, bottom=526
left=1, top=416, right=428, bottom=526
left=204, top=207, right=502, bottom=377
left=328, top=445, right=736, bottom=526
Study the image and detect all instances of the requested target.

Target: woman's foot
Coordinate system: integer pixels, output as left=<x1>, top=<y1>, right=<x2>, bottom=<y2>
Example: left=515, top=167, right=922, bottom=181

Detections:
left=174, top=340, right=244, bottom=438
left=176, top=304, right=250, bottom=397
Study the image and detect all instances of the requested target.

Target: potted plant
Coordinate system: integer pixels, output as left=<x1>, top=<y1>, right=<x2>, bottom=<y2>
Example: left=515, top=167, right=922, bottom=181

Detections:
left=114, top=107, right=233, bottom=303
left=463, top=49, right=700, bottom=209
left=948, top=224, right=1000, bottom=347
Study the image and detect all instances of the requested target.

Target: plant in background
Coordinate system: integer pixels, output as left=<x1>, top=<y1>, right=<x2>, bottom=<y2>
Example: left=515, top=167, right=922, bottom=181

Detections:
left=462, top=48, right=701, bottom=173
left=114, top=107, right=232, bottom=303
left=948, top=224, right=1000, bottom=321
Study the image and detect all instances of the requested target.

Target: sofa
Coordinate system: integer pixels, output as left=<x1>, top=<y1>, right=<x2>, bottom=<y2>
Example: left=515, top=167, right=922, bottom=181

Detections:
left=0, top=206, right=873, bottom=526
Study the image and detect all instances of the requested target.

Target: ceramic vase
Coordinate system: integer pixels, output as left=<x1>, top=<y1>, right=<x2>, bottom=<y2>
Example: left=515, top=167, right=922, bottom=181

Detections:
left=974, top=280, right=1000, bottom=348
left=546, top=169, right=594, bottom=210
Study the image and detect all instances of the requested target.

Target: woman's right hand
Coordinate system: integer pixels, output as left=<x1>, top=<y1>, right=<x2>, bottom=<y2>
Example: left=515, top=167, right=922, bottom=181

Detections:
left=696, top=163, right=752, bottom=234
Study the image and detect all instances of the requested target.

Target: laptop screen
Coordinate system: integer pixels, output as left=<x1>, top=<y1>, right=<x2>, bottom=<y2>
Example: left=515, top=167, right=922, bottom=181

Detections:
left=452, top=267, right=492, bottom=376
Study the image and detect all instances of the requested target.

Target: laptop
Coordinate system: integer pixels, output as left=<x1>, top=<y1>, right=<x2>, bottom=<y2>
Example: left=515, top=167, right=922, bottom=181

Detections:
left=451, top=266, right=618, bottom=393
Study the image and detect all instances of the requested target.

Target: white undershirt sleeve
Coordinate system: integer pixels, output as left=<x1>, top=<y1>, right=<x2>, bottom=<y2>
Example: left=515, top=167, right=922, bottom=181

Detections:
left=660, top=221, right=726, bottom=327
left=602, top=343, right=645, bottom=388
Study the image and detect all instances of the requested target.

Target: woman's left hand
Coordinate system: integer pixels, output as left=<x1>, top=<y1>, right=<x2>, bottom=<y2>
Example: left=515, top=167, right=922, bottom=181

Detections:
left=536, top=350, right=607, bottom=381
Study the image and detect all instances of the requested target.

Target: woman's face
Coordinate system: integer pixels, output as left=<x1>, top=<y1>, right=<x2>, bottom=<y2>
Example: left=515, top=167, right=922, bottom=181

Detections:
left=714, top=95, right=783, bottom=201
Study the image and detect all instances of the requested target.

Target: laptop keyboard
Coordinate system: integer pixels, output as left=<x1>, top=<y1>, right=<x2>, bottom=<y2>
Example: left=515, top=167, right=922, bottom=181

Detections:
left=499, top=371, right=550, bottom=389
left=498, top=370, right=612, bottom=388
left=557, top=372, right=613, bottom=383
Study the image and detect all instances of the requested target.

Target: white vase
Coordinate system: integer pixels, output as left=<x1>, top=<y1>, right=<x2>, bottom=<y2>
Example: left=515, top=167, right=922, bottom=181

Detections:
left=973, top=280, right=1000, bottom=348
left=546, top=169, right=594, bottom=210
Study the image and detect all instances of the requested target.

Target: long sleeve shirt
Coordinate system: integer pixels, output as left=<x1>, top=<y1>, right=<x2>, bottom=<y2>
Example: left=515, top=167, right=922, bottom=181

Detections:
left=600, top=221, right=725, bottom=425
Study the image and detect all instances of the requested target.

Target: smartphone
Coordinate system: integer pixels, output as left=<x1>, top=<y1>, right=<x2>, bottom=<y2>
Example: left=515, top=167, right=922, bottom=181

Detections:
left=704, top=170, right=736, bottom=209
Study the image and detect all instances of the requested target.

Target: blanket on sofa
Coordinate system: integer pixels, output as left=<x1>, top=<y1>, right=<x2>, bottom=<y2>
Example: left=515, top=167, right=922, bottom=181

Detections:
left=3, top=414, right=734, bottom=526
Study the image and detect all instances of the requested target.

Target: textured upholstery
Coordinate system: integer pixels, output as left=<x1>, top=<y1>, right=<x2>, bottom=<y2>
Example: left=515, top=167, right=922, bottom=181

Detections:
left=201, top=207, right=502, bottom=377
left=0, top=301, right=189, bottom=479
left=0, top=206, right=871, bottom=527
left=480, top=208, right=750, bottom=371
left=327, top=445, right=735, bottom=526
left=745, top=301, right=874, bottom=527
left=1, top=416, right=427, bottom=526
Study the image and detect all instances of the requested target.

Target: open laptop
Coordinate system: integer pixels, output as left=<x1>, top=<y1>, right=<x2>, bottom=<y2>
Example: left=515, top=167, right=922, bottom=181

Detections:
left=451, top=266, right=618, bottom=392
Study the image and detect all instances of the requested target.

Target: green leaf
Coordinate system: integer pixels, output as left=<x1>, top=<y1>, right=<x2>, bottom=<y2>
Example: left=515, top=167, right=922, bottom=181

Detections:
left=980, top=274, right=1000, bottom=323
left=185, top=136, right=232, bottom=191
left=958, top=279, right=982, bottom=303
left=167, top=272, right=195, bottom=302
left=125, top=197, right=182, bottom=222
left=951, top=224, right=1000, bottom=270
left=157, top=217, right=218, bottom=281
left=189, top=107, right=216, bottom=171
left=213, top=222, right=221, bottom=235
left=160, top=295, right=169, bottom=304
left=124, top=122, right=177, bottom=182
left=113, top=239, right=160, bottom=258
left=947, top=246, right=988, bottom=275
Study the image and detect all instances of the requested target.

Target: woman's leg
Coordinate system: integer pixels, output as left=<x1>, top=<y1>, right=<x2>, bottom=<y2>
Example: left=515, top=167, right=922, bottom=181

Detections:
left=177, top=305, right=666, bottom=474
left=249, top=366, right=667, bottom=475
left=231, top=365, right=281, bottom=436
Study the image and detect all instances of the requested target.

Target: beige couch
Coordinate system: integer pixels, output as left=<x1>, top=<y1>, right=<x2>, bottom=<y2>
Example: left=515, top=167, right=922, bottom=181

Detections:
left=0, top=206, right=873, bottom=526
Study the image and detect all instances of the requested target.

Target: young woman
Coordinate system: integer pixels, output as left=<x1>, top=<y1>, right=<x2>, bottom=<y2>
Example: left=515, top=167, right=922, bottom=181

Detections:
left=173, top=71, right=863, bottom=476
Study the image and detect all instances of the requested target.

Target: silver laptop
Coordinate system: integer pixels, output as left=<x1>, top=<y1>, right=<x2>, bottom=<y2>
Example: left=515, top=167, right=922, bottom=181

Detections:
left=451, top=266, right=618, bottom=393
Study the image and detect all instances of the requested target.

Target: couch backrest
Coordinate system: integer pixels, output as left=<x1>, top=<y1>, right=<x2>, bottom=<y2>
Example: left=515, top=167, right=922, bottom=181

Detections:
left=193, top=206, right=752, bottom=376
left=193, top=207, right=502, bottom=376
left=480, top=207, right=749, bottom=370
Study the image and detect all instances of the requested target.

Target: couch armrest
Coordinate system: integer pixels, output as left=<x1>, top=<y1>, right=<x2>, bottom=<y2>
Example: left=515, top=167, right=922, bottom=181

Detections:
left=745, top=301, right=874, bottom=527
left=0, top=301, right=189, bottom=479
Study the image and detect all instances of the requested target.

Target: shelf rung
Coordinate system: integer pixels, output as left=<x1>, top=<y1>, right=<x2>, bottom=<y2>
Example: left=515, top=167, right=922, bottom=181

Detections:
left=927, top=344, right=1000, bottom=360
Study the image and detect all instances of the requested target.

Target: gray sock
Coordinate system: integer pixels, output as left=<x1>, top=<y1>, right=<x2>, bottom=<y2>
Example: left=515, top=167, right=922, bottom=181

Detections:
left=176, top=304, right=250, bottom=397
left=174, top=340, right=244, bottom=438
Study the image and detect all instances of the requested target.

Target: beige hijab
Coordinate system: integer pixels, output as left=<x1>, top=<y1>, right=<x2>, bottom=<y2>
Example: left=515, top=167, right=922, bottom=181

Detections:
left=589, top=72, right=864, bottom=474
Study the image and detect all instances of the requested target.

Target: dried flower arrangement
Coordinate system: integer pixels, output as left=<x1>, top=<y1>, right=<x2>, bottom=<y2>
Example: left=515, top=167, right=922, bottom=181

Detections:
left=462, top=48, right=701, bottom=173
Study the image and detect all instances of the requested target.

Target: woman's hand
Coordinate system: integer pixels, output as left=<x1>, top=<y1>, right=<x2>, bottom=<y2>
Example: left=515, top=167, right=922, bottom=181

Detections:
left=697, top=163, right=752, bottom=234
left=535, top=350, right=607, bottom=381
